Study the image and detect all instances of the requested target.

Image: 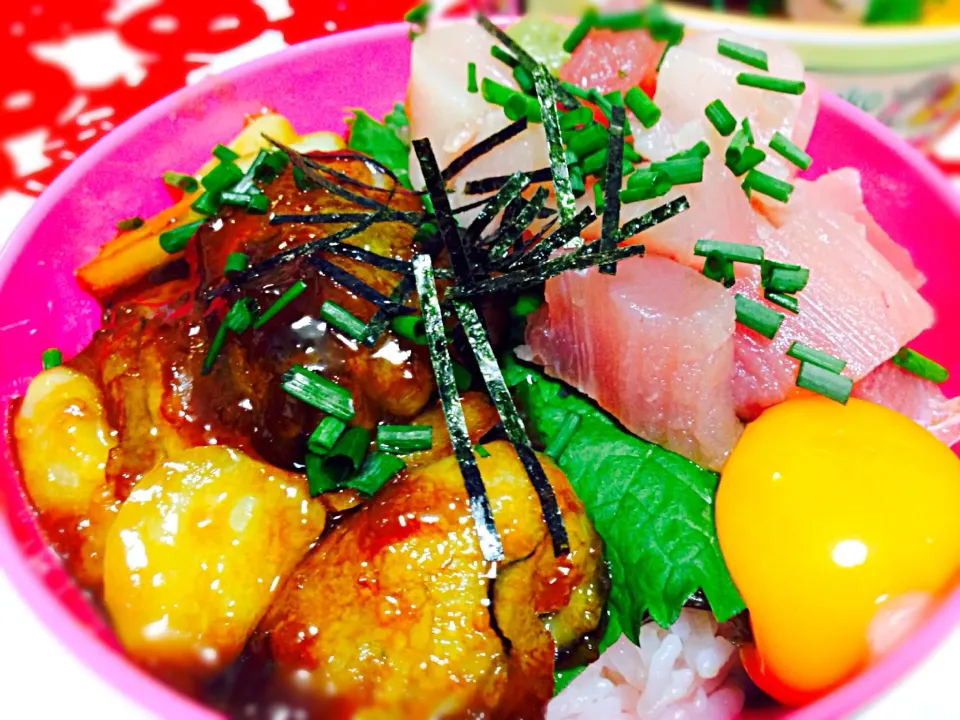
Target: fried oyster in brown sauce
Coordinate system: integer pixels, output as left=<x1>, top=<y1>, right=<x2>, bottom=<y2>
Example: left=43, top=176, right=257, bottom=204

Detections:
left=13, top=150, right=608, bottom=717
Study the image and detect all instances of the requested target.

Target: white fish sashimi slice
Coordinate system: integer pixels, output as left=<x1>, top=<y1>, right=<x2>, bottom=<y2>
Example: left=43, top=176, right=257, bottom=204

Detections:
left=407, top=22, right=549, bottom=219
left=523, top=256, right=742, bottom=471
left=853, top=362, right=960, bottom=447
left=732, top=207, right=934, bottom=419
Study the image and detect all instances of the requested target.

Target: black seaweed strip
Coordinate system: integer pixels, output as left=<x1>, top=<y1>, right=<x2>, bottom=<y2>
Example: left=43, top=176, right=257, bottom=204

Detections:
left=361, top=275, right=415, bottom=347
left=320, top=242, right=412, bottom=274
left=599, top=105, right=626, bottom=274
left=494, top=217, right=559, bottom=271
left=414, top=255, right=503, bottom=562
left=453, top=298, right=569, bottom=556
left=305, top=158, right=412, bottom=212
left=488, top=186, right=549, bottom=259
left=413, top=138, right=475, bottom=287
left=464, top=168, right=553, bottom=195
left=270, top=212, right=409, bottom=226
left=316, top=149, right=420, bottom=197
left=533, top=64, right=578, bottom=229
left=519, top=206, right=597, bottom=268
left=452, top=196, right=499, bottom=216
left=464, top=172, right=530, bottom=244
left=308, top=256, right=414, bottom=317
left=441, top=118, right=529, bottom=182
left=619, top=196, right=690, bottom=241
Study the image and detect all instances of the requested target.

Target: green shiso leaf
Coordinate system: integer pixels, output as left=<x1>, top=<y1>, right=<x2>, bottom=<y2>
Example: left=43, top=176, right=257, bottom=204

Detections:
left=503, top=356, right=745, bottom=636
left=346, top=108, right=412, bottom=189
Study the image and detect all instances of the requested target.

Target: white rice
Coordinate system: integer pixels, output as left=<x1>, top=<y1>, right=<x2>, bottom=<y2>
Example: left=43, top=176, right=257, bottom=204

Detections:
left=547, top=609, right=745, bottom=720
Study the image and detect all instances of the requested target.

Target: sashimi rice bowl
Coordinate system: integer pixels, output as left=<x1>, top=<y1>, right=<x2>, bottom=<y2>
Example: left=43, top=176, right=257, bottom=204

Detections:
left=5, top=6, right=960, bottom=720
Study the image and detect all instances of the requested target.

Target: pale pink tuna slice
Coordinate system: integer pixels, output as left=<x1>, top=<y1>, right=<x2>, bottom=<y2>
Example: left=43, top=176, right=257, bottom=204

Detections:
left=732, top=206, right=934, bottom=419
left=853, top=362, right=960, bottom=447
left=753, top=168, right=925, bottom=289
left=523, top=255, right=742, bottom=470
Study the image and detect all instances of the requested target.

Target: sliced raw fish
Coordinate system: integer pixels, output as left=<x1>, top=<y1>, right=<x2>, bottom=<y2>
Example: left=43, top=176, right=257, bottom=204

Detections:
left=559, top=28, right=664, bottom=99
left=853, top=362, right=960, bottom=447
left=523, top=255, right=742, bottom=470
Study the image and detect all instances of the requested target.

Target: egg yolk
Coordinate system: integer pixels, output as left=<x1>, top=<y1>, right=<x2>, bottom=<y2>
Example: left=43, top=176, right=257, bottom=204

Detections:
left=716, top=396, right=960, bottom=704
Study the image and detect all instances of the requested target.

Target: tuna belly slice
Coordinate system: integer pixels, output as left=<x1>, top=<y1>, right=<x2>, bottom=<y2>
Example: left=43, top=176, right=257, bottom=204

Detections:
left=523, top=255, right=742, bottom=471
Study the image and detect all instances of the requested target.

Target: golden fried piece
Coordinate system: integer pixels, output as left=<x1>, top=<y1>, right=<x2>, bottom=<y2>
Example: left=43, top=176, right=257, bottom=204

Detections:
left=260, top=440, right=606, bottom=719
left=402, top=391, right=500, bottom=468
left=102, top=446, right=326, bottom=687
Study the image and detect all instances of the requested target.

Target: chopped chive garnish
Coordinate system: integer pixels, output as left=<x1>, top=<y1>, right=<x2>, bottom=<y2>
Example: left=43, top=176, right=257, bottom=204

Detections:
left=766, top=265, right=809, bottom=293
left=320, top=426, right=371, bottom=487
left=764, top=290, right=799, bottom=313
left=201, top=323, right=229, bottom=375
left=604, top=89, right=624, bottom=107
left=702, top=254, right=735, bottom=287
left=481, top=78, right=518, bottom=108
left=363, top=275, right=415, bottom=347
left=563, top=8, right=597, bottom=53
left=224, top=298, right=257, bottom=334
left=741, top=118, right=755, bottom=144
left=474, top=444, right=491, bottom=458
left=220, top=190, right=253, bottom=206
left=453, top=361, right=472, bottom=392
left=320, top=300, right=367, bottom=341
left=621, top=169, right=671, bottom=203
left=649, top=156, right=703, bottom=185
left=223, top=252, right=248, bottom=276
left=41, top=348, right=62, bottom=370
left=191, top=190, right=221, bottom=216
left=761, top=259, right=801, bottom=285
left=735, top=293, right=784, bottom=339
left=726, top=126, right=752, bottom=167
left=292, top=165, right=310, bottom=191
left=467, top=62, right=478, bottom=93
left=600, top=105, right=626, bottom=275
left=162, top=171, right=199, bottom=193
left=159, top=220, right=203, bottom=253
left=247, top=193, right=270, bottom=214
left=116, top=216, right=144, bottom=231
left=769, top=131, right=813, bottom=171
left=594, top=181, right=604, bottom=214
left=305, top=452, right=336, bottom=496
left=588, top=88, right=614, bottom=121
left=594, top=9, right=646, bottom=30
left=624, top=86, right=661, bottom=129
left=727, top=146, right=766, bottom=177
left=510, top=292, right=544, bottom=317
left=580, top=147, right=608, bottom=176
left=797, top=361, right=852, bottom=404
left=891, top=347, right=949, bottom=384
left=308, top=416, right=346, bottom=456
left=694, top=240, right=763, bottom=264
left=391, top=314, right=427, bottom=344
left=201, top=160, right=244, bottom=193
left=705, top=99, right=736, bottom=136
left=533, top=64, right=577, bottom=227
left=560, top=106, right=593, bottom=130
left=413, top=254, right=502, bottom=562
left=504, top=93, right=542, bottom=123
left=513, top=65, right=535, bottom=94
left=404, top=1, right=430, bottom=24
left=717, top=38, right=769, bottom=70
left=212, top=143, right=239, bottom=162
left=253, top=280, right=307, bottom=329
left=376, top=424, right=433, bottom=454
left=348, top=451, right=406, bottom=496
left=668, top=141, right=711, bottom=161
left=737, top=73, right=806, bottom=95
left=560, top=81, right=592, bottom=103
left=545, top=412, right=581, bottom=460
left=567, top=123, right=609, bottom=160
left=742, top=169, right=793, bottom=203
left=787, top=342, right=847, bottom=373
left=281, top=364, right=355, bottom=421
left=623, top=143, right=641, bottom=163
left=490, top=45, right=519, bottom=68
left=569, top=164, right=585, bottom=196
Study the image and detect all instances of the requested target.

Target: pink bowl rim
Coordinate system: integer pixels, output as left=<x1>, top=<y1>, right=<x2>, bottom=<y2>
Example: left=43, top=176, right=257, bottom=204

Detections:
left=3, top=19, right=960, bottom=720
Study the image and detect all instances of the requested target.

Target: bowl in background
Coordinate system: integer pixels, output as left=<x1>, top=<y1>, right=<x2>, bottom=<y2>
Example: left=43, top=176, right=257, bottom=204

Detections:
left=1, top=19, right=960, bottom=720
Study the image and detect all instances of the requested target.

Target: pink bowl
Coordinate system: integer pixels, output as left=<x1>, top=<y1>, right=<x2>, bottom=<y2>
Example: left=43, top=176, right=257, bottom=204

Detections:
left=2, top=20, right=960, bottom=720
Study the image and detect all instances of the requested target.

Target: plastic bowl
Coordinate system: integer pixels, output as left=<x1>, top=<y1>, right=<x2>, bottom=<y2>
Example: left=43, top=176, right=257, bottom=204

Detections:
left=1, top=20, right=959, bottom=720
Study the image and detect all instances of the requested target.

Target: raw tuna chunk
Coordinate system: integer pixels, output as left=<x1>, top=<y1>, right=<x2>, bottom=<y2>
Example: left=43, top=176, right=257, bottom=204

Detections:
left=559, top=28, right=665, bottom=100
left=853, top=362, right=960, bottom=447
left=523, top=256, right=742, bottom=470
left=732, top=205, right=934, bottom=418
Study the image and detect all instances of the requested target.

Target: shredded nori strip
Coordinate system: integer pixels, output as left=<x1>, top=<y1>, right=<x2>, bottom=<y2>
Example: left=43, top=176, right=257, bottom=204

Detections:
left=319, top=242, right=412, bottom=275
left=308, top=256, right=414, bottom=317
left=464, top=172, right=531, bottom=244
left=487, top=186, right=550, bottom=259
left=453, top=298, right=569, bottom=556
left=600, top=105, right=626, bottom=274
left=495, top=217, right=559, bottom=271
left=361, top=275, right=415, bottom=347
left=413, top=255, right=503, bottom=562
left=464, top=168, right=554, bottom=195
left=442, top=118, right=529, bottom=182
left=618, top=196, right=690, bottom=241
left=413, top=138, right=475, bottom=287
left=533, top=64, right=578, bottom=230
left=520, top=206, right=597, bottom=267
left=313, top=149, right=418, bottom=197
left=270, top=211, right=409, bottom=226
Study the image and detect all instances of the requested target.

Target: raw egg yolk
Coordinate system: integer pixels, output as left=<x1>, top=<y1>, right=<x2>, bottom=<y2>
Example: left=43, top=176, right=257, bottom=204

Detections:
left=716, top=396, right=960, bottom=704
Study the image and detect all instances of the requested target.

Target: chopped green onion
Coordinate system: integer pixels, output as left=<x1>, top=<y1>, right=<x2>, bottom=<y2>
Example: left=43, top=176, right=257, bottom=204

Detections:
left=320, top=426, right=371, bottom=487
left=292, top=165, right=310, bottom=191
left=162, top=171, right=199, bottom=193
left=320, top=300, right=367, bottom=341
left=390, top=314, right=427, bottom=344
left=766, top=265, right=809, bottom=293
left=621, top=169, right=671, bottom=203
left=347, top=452, right=406, bottom=496
left=223, top=252, right=248, bottom=276
left=741, top=118, right=755, bottom=144
left=735, top=293, right=784, bottom=339
left=453, top=361, right=472, bottom=392
left=224, top=298, right=257, bottom=334
left=764, top=290, right=799, bottom=313
left=769, top=131, right=812, bottom=171
left=797, top=361, right=852, bottom=404
left=545, top=412, right=581, bottom=460
left=201, top=323, right=229, bottom=375
left=742, top=169, right=794, bottom=203
left=564, top=8, right=598, bottom=52
left=588, top=88, right=614, bottom=121
left=705, top=99, right=736, bottom=136
left=623, top=143, right=641, bottom=163
left=247, top=193, right=270, bottom=214
left=567, top=123, right=609, bottom=159
left=191, top=190, right=221, bottom=216
left=490, top=45, right=519, bottom=68
left=569, top=164, right=585, bottom=196
left=727, top=146, right=766, bottom=176
left=253, top=280, right=307, bottom=329
left=116, top=216, right=144, bottom=231
left=761, top=260, right=801, bottom=285
left=560, top=106, right=593, bottom=130
left=308, top=416, right=346, bottom=456
left=891, top=347, right=949, bottom=384
left=649, top=157, right=703, bottom=185
left=604, top=89, right=624, bottom=107
left=504, top=93, right=542, bottom=123
left=668, top=141, right=711, bottom=161
left=376, top=424, right=433, bottom=454
left=581, top=147, right=608, bottom=176
left=474, top=444, right=491, bottom=458
left=201, top=161, right=245, bottom=193
left=737, top=73, right=806, bottom=95
left=262, top=150, right=289, bottom=175
left=787, top=342, right=847, bottom=373
left=510, top=292, right=544, bottom=317
left=281, top=364, right=355, bottom=421
left=220, top=190, right=252, bottom=206
left=481, top=78, right=517, bottom=108
left=305, top=452, right=336, bottom=496
left=404, top=1, right=430, bottom=24
left=560, top=81, right=592, bottom=103
left=594, top=181, right=604, bottom=214
left=624, top=86, right=661, bottom=129
left=159, top=220, right=203, bottom=253
left=41, top=348, right=62, bottom=370
left=513, top=65, right=535, bottom=94
left=467, top=62, right=478, bottom=93
left=725, top=127, right=752, bottom=167
left=594, top=9, right=646, bottom=30
left=717, top=38, right=769, bottom=71
left=212, top=143, right=239, bottom=162
left=694, top=239, right=763, bottom=264
left=702, top=254, right=735, bottom=287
